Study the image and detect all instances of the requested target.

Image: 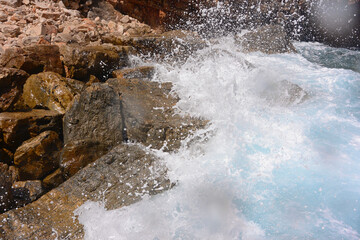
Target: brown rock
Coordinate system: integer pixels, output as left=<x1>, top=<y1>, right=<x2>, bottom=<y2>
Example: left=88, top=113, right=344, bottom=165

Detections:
left=0, top=45, right=64, bottom=75
left=60, top=44, right=131, bottom=81
left=237, top=24, right=297, bottom=54
left=63, top=83, right=125, bottom=146
left=14, top=131, right=62, bottom=180
left=0, top=147, right=13, bottom=165
left=60, top=139, right=110, bottom=178
left=42, top=168, right=63, bottom=189
left=12, top=180, right=43, bottom=203
left=0, top=24, right=20, bottom=38
left=22, top=72, right=84, bottom=114
left=0, top=109, right=62, bottom=151
left=0, top=144, right=172, bottom=239
left=112, top=66, right=155, bottom=80
left=0, top=67, right=29, bottom=112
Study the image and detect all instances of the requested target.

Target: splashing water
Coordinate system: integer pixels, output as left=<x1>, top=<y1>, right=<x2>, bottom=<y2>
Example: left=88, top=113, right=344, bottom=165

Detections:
left=76, top=38, right=360, bottom=240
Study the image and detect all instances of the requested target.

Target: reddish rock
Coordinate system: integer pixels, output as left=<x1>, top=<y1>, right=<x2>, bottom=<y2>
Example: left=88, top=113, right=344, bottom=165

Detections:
left=0, top=67, right=29, bottom=112
left=0, top=45, right=64, bottom=75
left=14, top=131, right=62, bottom=180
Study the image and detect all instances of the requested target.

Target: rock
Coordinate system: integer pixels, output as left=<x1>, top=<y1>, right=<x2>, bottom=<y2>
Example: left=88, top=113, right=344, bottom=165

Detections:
left=42, top=168, right=63, bottom=190
left=237, top=25, right=297, bottom=54
left=107, top=77, right=208, bottom=151
left=22, top=72, right=84, bottom=114
left=60, top=139, right=110, bottom=178
left=0, top=24, right=20, bottom=38
left=0, top=144, right=172, bottom=239
left=14, top=131, right=62, bottom=180
left=0, top=45, right=64, bottom=75
left=0, top=68, right=29, bottom=112
left=112, top=66, right=155, bottom=80
left=261, top=80, right=309, bottom=106
left=12, top=180, right=43, bottom=205
left=60, top=44, right=131, bottom=81
left=0, top=163, right=18, bottom=213
left=0, top=109, right=62, bottom=151
left=102, top=30, right=207, bottom=62
left=0, top=147, right=13, bottom=165
left=63, top=83, right=125, bottom=146
left=87, top=0, right=123, bottom=22
left=0, top=0, right=22, bottom=7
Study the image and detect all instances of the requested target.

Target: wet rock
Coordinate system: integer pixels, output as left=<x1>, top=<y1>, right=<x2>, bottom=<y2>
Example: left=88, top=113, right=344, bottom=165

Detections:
left=262, top=80, right=309, bottom=106
left=63, top=83, right=124, bottom=146
left=42, top=168, right=64, bottom=190
left=0, top=144, right=172, bottom=239
left=0, top=45, right=64, bottom=75
left=112, top=66, right=155, bottom=80
left=12, top=180, right=43, bottom=207
left=107, top=77, right=208, bottom=151
left=60, top=139, right=110, bottom=178
left=22, top=72, right=84, bottom=114
left=14, top=131, right=62, bottom=180
left=0, top=147, right=13, bottom=165
left=237, top=25, right=297, bottom=54
left=0, top=110, right=62, bottom=151
left=60, top=44, right=131, bottom=81
left=0, top=163, right=18, bottom=213
left=0, top=67, right=29, bottom=112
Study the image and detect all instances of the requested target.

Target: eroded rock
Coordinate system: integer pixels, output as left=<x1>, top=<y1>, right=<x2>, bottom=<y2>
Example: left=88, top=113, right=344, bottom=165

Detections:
left=0, top=144, right=172, bottom=239
left=12, top=180, right=43, bottom=207
left=42, top=168, right=64, bottom=190
left=112, top=66, right=155, bottom=80
left=0, top=67, right=29, bottom=112
left=0, top=163, right=18, bottom=213
left=14, top=131, right=62, bottom=180
left=22, top=72, right=84, bottom=114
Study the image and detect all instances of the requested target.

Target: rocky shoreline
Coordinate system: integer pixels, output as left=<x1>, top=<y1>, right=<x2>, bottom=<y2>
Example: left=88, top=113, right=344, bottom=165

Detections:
left=0, top=0, right=339, bottom=239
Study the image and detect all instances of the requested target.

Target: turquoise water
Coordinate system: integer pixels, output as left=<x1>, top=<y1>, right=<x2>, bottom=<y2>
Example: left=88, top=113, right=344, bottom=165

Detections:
left=77, top=40, right=360, bottom=240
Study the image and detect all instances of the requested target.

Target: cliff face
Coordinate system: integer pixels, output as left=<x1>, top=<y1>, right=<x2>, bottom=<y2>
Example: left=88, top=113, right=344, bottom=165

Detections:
left=90, top=0, right=359, bottom=48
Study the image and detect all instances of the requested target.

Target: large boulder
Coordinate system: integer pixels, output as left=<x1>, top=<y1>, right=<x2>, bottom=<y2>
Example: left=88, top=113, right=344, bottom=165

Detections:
left=14, top=131, right=62, bottom=180
left=0, top=68, right=29, bottom=112
left=0, top=45, right=64, bottom=75
left=237, top=25, right=297, bottom=54
left=0, top=110, right=62, bottom=151
left=63, top=83, right=124, bottom=146
left=107, top=77, right=208, bottom=151
left=60, top=140, right=110, bottom=179
left=60, top=44, right=132, bottom=81
left=22, top=72, right=85, bottom=114
left=0, top=144, right=172, bottom=239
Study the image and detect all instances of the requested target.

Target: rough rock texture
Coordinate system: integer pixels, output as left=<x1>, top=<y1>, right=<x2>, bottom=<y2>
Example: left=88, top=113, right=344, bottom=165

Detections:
left=60, top=139, right=110, bottom=178
left=112, top=66, right=155, bottom=80
left=60, top=44, right=132, bottom=81
left=237, top=25, right=297, bottom=54
left=0, top=163, right=18, bottom=213
left=0, top=45, right=64, bottom=75
left=0, top=144, right=172, bottom=239
left=12, top=180, right=43, bottom=206
left=0, top=109, right=63, bottom=151
left=14, top=131, right=62, bottom=180
left=22, top=72, right=84, bottom=114
left=63, top=83, right=125, bottom=146
left=107, top=77, right=208, bottom=151
left=0, top=67, right=28, bottom=112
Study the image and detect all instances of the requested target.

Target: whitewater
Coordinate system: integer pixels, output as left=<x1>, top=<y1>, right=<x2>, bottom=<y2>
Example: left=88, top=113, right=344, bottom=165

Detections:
left=75, top=37, right=360, bottom=239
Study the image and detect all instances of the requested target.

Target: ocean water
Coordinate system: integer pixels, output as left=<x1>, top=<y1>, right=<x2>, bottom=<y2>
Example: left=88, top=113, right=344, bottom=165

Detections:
left=76, top=38, right=360, bottom=240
